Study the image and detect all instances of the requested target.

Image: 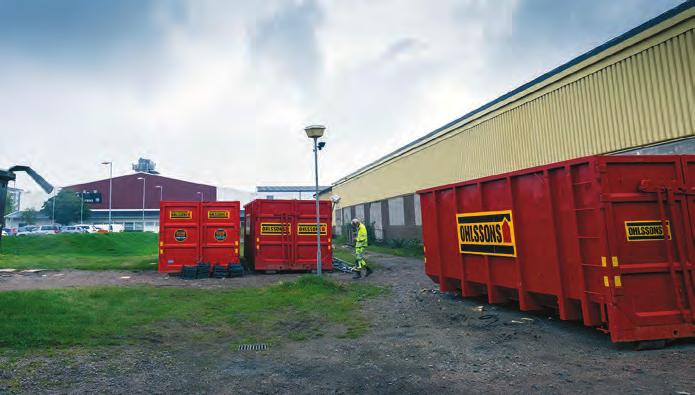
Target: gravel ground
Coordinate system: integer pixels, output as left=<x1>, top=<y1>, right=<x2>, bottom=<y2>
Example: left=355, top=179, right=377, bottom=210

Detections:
left=1, top=253, right=693, bottom=394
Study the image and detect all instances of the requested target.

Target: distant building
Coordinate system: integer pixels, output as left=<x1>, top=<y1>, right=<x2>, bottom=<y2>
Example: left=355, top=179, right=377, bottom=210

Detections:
left=131, top=158, right=159, bottom=174
left=256, top=186, right=330, bottom=200
left=4, top=211, right=52, bottom=229
left=64, top=172, right=217, bottom=231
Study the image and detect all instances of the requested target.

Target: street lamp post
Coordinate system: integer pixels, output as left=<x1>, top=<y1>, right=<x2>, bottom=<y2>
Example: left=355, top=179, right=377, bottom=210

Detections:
left=155, top=185, right=163, bottom=201
left=305, top=125, right=326, bottom=276
left=101, top=161, right=113, bottom=231
left=80, top=190, right=86, bottom=223
left=137, top=176, right=146, bottom=231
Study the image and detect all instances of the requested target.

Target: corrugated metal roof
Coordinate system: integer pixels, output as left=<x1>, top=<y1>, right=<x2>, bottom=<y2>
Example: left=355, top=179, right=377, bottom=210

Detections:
left=334, top=0, right=695, bottom=186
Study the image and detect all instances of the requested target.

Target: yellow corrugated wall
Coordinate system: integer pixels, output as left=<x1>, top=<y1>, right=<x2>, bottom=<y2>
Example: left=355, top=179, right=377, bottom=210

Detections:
left=333, top=16, right=695, bottom=208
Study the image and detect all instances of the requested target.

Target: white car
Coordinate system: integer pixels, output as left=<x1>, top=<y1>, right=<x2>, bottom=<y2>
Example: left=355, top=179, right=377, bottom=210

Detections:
left=61, top=225, right=86, bottom=234
left=16, top=226, right=39, bottom=236
left=75, top=224, right=101, bottom=233
left=34, top=224, right=61, bottom=235
left=1, top=229, right=7, bottom=237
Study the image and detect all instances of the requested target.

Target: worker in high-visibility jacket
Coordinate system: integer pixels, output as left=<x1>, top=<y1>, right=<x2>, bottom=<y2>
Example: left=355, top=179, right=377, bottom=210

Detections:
left=351, top=218, right=373, bottom=279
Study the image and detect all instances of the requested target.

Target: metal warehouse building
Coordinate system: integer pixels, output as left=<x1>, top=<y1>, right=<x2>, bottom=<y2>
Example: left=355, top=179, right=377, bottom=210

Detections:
left=65, top=171, right=216, bottom=232
left=328, top=1, right=695, bottom=241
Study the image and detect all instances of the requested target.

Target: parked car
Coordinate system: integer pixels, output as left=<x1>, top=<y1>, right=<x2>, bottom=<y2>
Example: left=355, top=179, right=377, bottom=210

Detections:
left=16, top=226, right=39, bottom=236
left=61, top=225, right=86, bottom=234
left=34, top=224, right=61, bottom=235
left=93, top=224, right=125, bottom=233
left=1, top=228, right=7, bottom=237
left=75, top=224, right=100, bottom=233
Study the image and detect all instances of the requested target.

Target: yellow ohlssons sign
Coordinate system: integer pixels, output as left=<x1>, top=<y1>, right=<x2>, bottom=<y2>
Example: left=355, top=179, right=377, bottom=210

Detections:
left=297, top=223, right=328, bottom=235
left=456, top=210, right=516, bottom=257
left=208, top=210, right=230, bottom=219
left=170, top=210, right=192, bottom=219
left=625, top=220, right=671, bottom=241
left=260, top=223, right=290, bottom=235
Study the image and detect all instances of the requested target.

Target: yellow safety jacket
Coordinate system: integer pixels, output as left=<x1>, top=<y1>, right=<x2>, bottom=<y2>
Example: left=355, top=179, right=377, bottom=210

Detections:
left=355, top=223, right=368, bottom=248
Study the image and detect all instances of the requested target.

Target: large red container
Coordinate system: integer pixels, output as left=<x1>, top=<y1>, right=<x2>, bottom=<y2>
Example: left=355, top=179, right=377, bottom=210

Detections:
left=244, top=199, right=333, bottom=271
left=159, top=201, right=240, bottom=272
left=418, top=155, right=695, bottom=343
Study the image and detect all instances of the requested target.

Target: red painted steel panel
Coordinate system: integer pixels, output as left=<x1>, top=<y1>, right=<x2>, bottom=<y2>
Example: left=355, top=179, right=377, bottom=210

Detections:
left=159, top=201, right=200, bottom=273
left=159, top=200, right=240, bottom=272
left=201, top=201, right=241, bottom=266
left=418, top=155, right=695, bottom=343
left=243, top=199, right=333, bottom=271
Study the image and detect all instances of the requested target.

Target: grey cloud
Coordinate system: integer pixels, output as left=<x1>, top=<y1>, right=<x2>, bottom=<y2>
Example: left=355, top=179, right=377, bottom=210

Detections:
left=249, top=0, right=323, bottom=91
left=381, top=38, right=427, bottom=62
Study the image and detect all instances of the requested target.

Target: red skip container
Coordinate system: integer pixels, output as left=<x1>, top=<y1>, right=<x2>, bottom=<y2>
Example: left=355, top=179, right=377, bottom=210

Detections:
left=418, top=155, right=695, bottom=343
left=244, top=199, right=333, bottom=272
left=159, top=201, right=240, bottom=272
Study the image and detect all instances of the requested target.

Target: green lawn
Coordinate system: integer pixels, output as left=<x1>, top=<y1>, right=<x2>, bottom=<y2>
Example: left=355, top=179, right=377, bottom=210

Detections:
left=0, top=233, right=158, bottom=271
left=0, top=276, right=384, bottom=350
left=332, top=236, right=424, bottom=259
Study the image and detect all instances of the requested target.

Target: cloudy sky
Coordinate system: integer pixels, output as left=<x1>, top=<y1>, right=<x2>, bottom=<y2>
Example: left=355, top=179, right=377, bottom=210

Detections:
left=0, top=0, right=683, bottom=208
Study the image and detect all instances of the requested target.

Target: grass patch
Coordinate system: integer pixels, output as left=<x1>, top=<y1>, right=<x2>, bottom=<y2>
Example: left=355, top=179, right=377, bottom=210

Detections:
left=333, top=235, right=423, bottom=259
left=368, top=243, right=423, bottom=258
left=332, top=248, right=355, bottom=264
left=0, top=276, right=384, bottom=350
left=0, top=233, right=158, bottom=271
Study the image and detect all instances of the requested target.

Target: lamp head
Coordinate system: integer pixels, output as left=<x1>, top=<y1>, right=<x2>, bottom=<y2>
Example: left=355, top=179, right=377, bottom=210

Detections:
left=304, top=125, right=326, bottom=139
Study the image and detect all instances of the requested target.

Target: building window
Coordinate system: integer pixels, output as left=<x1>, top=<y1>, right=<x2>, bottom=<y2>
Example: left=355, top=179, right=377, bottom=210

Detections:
left=355, top=204, right=365, bottom=222
left=369, top=202, right=384, bottom=240
left=388, top=197, right=404, bottom=226
left=342, top=207, right=352, bottom=225
left=414, top=194, right=422, bottom=226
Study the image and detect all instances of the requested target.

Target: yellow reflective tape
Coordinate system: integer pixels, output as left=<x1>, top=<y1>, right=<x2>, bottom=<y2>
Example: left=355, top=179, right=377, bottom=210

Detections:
left=611, top=256, right=619, bottom=267
left=234, top=248, right=238, bottom=254
left=424, top=246, right=426, bottom=253
left=328, top=245, right=331, bottom=250
left=159, top=241, right=163, bottom=247
left=159, top=249, right=163, bottom=255
left=424, top=257, right=427, bottom=263
left=603, top=276, right=610, bottom=287
left=614, top=276, right=622, bottom=287
left=235, top=241, right=239, bottom=246
left=256, top=245, right=259, bottom=250
left=256, top=238, right=259, bottom=243
left=601, top=256, right=607, bottom=267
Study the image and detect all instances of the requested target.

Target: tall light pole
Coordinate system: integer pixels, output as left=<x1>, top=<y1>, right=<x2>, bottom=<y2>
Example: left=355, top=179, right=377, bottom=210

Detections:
left=102, top=161, right=113, bottom=231
left=80, top=190, right=86, bottom=223
left=196, top=191, right=203, bottom=201
left=305, top=125, right=326, bottom=275
left=155, top=185, right=163, bottom=201
left=137, top=176, right=146, bottom=231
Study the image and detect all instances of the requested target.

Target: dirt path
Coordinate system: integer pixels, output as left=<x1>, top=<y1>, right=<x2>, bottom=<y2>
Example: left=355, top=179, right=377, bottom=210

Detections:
left=0, top=268, right=307, bottom=291
left=1, top=253, right=693, bottom=394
